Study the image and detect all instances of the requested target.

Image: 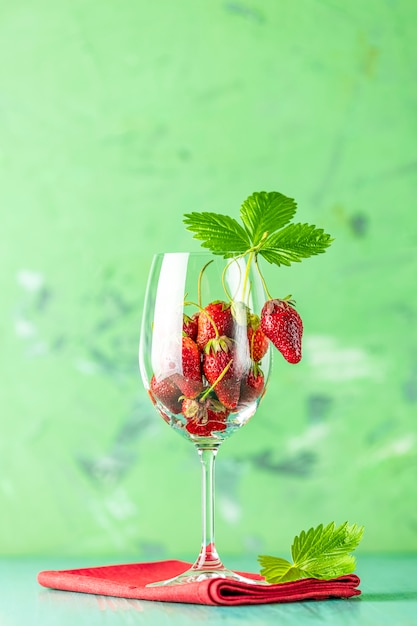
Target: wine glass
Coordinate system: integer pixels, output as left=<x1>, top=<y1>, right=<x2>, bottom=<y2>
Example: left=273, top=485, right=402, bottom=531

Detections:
left=139, top=252, right=271, bottom=585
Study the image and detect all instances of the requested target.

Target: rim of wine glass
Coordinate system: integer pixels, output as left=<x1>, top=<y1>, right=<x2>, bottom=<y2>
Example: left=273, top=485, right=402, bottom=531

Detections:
left=152, top=251, right=239, bottom=257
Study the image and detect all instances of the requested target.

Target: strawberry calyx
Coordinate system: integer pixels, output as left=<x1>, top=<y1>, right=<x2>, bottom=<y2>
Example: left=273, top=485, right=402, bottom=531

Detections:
left=204, top=335, right=234, bottom=355
left=251, top=360, right=263, bottom=378
left=262, top=297, right=296, bottom=316
left=182, top=397, right=208, bottom=423
left=183, top=396, right=230, bottom=436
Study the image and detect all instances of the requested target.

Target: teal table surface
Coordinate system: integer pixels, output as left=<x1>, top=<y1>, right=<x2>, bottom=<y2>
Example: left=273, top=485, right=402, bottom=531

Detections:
left=1, top=554, right=416, bottom=626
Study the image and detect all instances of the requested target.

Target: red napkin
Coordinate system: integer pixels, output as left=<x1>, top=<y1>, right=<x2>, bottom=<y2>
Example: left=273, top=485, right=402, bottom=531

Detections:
left=38, top=559, right=361, bottom=606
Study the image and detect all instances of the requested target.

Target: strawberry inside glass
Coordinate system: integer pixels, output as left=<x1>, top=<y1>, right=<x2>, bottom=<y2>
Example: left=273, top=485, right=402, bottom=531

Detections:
left=140, top=253, right=272, bottom=445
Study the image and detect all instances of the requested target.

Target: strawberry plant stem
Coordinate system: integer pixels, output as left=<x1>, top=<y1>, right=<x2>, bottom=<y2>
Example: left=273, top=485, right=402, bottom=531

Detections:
left=242, top=250, right=254, bottom=302
left=198, top=260, right=213, bottom=308
left=221, top=261, right=236, bottom=303
left=222, top=234, right=271, bottom=306
left=254, top=255, right=272, bottom=300
left=222, top=254, right=253, bottom=305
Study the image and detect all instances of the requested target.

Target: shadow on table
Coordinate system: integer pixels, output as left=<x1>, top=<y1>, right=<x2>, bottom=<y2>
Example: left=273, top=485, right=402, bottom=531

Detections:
left=361, top=592, right=417, bottom=602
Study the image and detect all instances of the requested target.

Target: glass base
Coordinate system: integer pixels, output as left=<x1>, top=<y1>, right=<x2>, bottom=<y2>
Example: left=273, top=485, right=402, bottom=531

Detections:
left=147, top=540, right=268, bottom=586
left=146, top=565, right=268, bottom=587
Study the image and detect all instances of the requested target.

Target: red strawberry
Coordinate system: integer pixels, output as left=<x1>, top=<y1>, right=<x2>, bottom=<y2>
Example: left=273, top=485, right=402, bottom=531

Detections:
left=172, top=336, right=203, bottom=398
left=238, top=365, right=265, bottom=406
left=247, top=315, right=269, bottom=361
left=202, top=338, right=241, bottom=410
left=260, top=299, right=303, bottom=364
left=150, top=375, right=182, bottom=414
left=197, top=301, right=233, bottom=349
left=183, top=312, right=199, bottom=341
left=183, top=397, right=229, bottom=436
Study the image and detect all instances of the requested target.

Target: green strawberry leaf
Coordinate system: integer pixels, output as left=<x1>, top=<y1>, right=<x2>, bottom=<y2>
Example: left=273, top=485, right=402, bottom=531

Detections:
left=183, top=212, right=251, bottom=256
left=258, top=522, right=364, bottom=584
left=183, top=191, right=333, bottom=283
left=257, top=556, right=304, bottom=583
left=240, top=191, right=297, bottom=246
left=291, top=521, right=364, bottom=579
left=259, top=223, right=334, bottom=266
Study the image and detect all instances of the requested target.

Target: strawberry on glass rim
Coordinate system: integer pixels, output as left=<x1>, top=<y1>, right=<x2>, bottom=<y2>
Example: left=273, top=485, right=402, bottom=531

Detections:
left=139, top=191, right=332, bottom=587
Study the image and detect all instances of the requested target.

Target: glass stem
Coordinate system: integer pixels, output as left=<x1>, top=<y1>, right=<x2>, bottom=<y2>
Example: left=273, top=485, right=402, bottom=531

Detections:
left=191, top=445, right=224, bottom=571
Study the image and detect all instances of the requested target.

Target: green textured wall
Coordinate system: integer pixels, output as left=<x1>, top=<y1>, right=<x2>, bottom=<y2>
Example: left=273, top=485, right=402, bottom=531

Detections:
left=1, top=0, right=416, bottom=558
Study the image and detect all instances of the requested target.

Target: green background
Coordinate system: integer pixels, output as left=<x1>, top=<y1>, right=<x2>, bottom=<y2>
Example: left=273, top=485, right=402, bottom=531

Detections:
left=1, top=0, right=416, bottom=559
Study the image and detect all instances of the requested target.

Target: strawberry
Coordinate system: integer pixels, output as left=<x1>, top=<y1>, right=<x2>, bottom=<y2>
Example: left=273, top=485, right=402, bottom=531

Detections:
left=260, top=299, right=303, bottom=364
left=172, top=336, right=203, bottom=398
left=196, top=301, right=233, bottom=349
left=149, top=375, right=182, bottom=414
left=202, top=339, right=241, bottom=410
left=247, top=314, right=269, bottom=361
left=238, top=365, right=265, bottom=406
left=183, top=397, right=229, bottom=436
left=183, top=312, right=199, bottom=341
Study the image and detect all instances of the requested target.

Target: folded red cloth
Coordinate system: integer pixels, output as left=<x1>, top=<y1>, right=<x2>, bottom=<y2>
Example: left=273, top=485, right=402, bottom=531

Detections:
left=37, top=559, right=361, bottom=606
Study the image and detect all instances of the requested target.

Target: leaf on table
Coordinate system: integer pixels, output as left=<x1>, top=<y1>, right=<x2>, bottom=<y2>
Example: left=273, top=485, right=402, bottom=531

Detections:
left=258, top=521, right=364, bottom=583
